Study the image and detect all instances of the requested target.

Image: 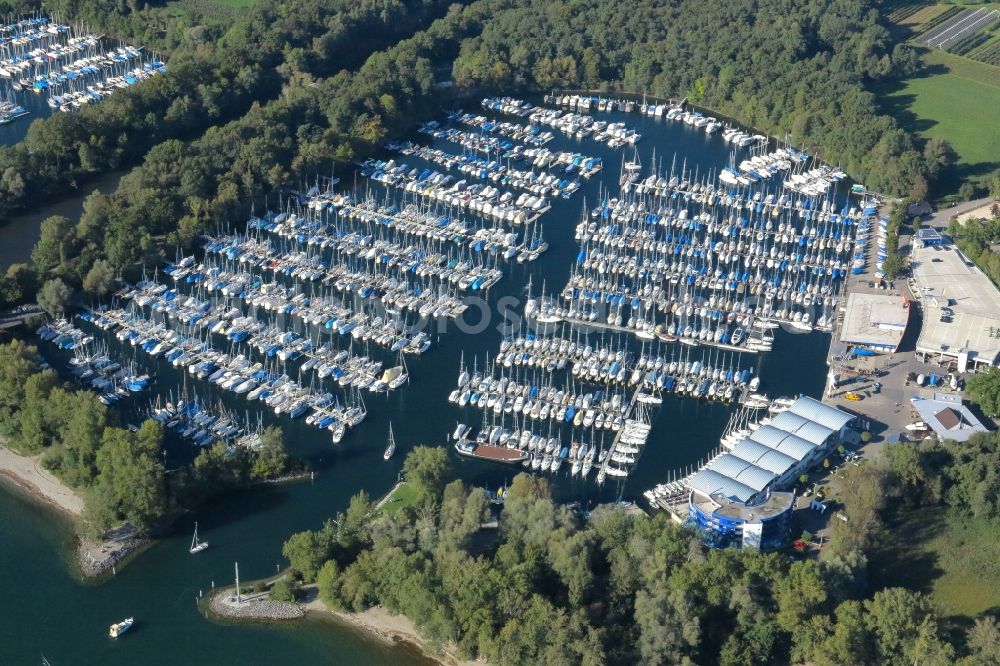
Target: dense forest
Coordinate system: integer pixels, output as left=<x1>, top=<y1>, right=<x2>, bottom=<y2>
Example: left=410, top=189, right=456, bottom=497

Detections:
left=0, top=340, right=293, bottom=534
left=0, top=0, right=498, bottom=309
left=0, top=0, right=965, bottom=315
left=277, top=444, right=1000, bottom=666
left=450, top=0, right=934, bottom=197
left=0, top=0, right=460, bottom=217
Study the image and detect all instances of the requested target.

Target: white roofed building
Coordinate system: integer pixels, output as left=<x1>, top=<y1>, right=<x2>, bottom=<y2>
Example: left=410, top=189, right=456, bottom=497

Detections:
left=682, top=396, right=855, bottom=551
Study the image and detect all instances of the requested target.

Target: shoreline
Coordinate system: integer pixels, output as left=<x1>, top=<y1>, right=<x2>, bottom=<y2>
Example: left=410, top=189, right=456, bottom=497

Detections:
left=0, top=444, right=149, bottom=578
left=206, top=584, right=477, bottom=666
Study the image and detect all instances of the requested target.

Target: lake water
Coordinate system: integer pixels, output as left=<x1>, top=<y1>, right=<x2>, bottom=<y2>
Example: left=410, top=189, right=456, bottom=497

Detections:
left=1, top=103, right=834, bottom=665
left=0, top=170, right=125, bottom=273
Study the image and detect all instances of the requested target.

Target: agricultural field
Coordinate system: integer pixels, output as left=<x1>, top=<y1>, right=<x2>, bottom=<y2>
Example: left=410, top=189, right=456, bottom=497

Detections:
left=878, top=48, right=1000, bottom=192
left=887, top=3, right=1000, bottom=65
left=887, top=3, right=953, bottom=30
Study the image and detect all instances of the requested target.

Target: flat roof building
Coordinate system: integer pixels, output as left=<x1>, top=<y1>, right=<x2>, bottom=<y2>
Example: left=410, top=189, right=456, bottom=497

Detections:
left=910, top=392, right=991, bottom=442
left=916, top=227, right=943, bottom=247
left=839, top=292, right=909, bottom=352
left=912, top=241, right=1000, bottom=371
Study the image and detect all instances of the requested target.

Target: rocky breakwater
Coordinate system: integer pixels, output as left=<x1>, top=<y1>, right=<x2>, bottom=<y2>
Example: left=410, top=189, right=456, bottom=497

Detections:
left=208, top=588, right=304, bottom=621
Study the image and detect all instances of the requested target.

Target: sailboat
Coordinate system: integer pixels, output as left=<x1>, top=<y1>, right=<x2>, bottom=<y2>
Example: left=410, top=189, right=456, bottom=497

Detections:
left=383, top=423, right=397, bottom=461
left=189, top=522, right=208, bottom=554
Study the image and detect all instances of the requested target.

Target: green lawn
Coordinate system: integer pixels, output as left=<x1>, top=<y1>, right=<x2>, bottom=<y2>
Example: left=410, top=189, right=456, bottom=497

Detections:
left=880, top=48, right=1000, bottom=193
left=874, top=506, right=1000, bottom=617
left=378, top=482, right=420, bottom=516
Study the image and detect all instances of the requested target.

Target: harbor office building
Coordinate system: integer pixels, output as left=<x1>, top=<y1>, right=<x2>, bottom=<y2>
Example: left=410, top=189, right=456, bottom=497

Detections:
left=686, top=397, right=854, bottom=550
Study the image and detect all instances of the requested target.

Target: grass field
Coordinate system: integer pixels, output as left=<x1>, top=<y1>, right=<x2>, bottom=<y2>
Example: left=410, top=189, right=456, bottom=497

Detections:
left=875, top=506, right=1000, bottom=617
left=378, top=482, right=419, bottom=516
left=878, top=48, right=1000, bottom=193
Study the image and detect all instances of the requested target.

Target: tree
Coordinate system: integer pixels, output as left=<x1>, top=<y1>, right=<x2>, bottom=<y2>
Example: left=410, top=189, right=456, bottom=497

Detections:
left=634, top=579, right=699, bottom=664
left=31, top=215, right=75, bottom=274
left=776, top=560, right=828, bottom=632
left=988, top=169, right=1000, bottom=201
left=91, top=423, right=167, bottom=531
left=16, top=370, right=58, bottom=452
left=37, top=278, right=72, bottom=317
left=959, top=182, right=978, bottom=202
left=282, top=530, right=330, bottom=582
left=817, top=600, right=875, bottom=666
left=967, top=368, right=1000, bottom=417
left=269, top=577, right=296, bottom=603
left=0, top=263, right=38, bottom=304
left=82, top=259, right=115, bottom=296
left=0, top=340, right=41, bottom=431
left=881, top=253, right=904, bottom=281
left=864, top=588, right=938, bottom=665
left=252, top=425, right=288, bottom=478
left=401, top=446, right=453, bottom=504
left=316, top=559, right=343, bottom=609
left=923, top=138, right=955, bottom=182
left=56, top=392, right=109, bottom=487
left=965, top=616, right=1000, bottom=665
left=820, top=549, right=869, bottom=603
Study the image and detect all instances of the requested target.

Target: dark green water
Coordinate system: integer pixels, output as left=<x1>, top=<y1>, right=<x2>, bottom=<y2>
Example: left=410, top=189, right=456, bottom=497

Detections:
left=1, top=106, right=833, bottom=665
left=0, top=169, right=125, bottom=274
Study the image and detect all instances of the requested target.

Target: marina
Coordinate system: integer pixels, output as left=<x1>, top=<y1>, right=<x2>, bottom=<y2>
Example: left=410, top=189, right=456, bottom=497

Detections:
left=5, top=92, right=842, bottom=666
left=0, top=14, right=166, bottom=144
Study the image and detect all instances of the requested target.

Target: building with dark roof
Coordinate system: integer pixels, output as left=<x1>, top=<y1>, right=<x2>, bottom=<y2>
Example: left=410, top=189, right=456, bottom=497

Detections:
left=910, top=393, right=990, bottom=442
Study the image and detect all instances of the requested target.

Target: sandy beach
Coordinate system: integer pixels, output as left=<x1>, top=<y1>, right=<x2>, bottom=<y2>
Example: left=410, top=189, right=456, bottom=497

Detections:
left=0, top=444, right=84, bottom=515
left=0, top=443, right=148, bottom=576
left=206, top=581, right=477, bottom=666
left=302, top=593, right=478, bottom=666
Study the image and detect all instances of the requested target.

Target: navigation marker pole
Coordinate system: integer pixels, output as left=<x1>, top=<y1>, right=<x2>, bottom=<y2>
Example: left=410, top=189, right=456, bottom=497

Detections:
left=235, top=562, right=241, bottom=603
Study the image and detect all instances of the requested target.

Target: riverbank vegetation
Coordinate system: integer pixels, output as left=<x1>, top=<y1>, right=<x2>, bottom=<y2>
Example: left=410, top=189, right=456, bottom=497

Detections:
left=451, top=0, right=936, bottom=198
left=0, top=0, right=977, bottom=316
left=0, top=0, right=459, bottom=220
left=0, top=340, right=296, bottom=536
left=275, top=447, right=1000, bottom=665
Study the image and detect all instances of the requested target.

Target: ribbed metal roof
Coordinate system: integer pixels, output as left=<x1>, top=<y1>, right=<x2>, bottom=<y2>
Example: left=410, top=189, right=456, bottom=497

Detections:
left=769, top=410, right=810, bottom=431
left=708, top=454, right=775, bottom=491
left=688, top=469, right=757, bottom=502
left=686, top=397, right=851, bottom=508
left=770, top=410, right=834, bottom=446
left=788, top=396, right=853, bottom=431
left=730, top=439, right=798, bottom=475
left=748, top=425, right=815, bottom=461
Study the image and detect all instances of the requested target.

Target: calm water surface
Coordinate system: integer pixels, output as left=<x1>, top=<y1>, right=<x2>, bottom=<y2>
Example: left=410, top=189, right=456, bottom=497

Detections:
left=0, top=169, right=124, bottom=274
left=1, top=105, right=834, bottom=665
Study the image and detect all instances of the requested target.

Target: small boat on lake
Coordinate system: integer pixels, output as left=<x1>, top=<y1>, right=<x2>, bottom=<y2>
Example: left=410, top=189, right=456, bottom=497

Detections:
left=109, top=617, right=134, bottom=638
left=189, top=522, right=208, bottom=554
left=384, top=423, right=397, bottom=460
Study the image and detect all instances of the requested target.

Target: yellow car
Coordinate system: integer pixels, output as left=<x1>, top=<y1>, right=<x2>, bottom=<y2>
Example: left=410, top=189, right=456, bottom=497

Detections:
left=844, top=392, right=863, bottom=401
